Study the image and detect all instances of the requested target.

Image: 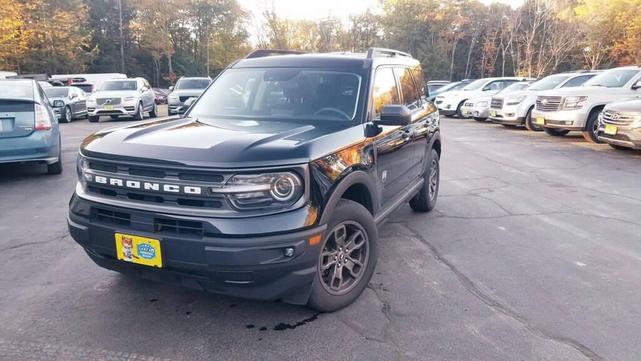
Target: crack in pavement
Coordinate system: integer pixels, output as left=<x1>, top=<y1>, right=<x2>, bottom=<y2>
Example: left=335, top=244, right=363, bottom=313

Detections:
left=402, top=224, right=604, bottom=361
left=0, top=231, right=69, bottom=253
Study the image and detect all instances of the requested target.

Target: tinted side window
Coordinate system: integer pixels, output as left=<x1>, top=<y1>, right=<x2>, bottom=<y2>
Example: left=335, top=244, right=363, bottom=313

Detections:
left=372, top=67, right=400, bottom=119
left=410, top=64, right=426, bottom=97
left=562, top=75, right=592, bottom=88
left=396, top=67, right=420, bottom=110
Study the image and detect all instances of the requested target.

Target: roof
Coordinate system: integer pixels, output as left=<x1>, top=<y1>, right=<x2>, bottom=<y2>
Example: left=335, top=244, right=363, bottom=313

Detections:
left=233, top=49, right=420, bottom=69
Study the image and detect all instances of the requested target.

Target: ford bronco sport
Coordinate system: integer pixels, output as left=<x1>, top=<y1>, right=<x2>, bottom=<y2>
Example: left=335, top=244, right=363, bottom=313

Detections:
left=68, top=48, right=441, bottom=312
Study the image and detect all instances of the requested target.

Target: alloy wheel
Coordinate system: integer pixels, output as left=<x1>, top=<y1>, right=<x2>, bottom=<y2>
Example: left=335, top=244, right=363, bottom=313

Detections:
left=65, top=107, right=71, bottom=122
left=319, top=221, right=369, bottom=296
left=428, top=158, right=439, bottom=200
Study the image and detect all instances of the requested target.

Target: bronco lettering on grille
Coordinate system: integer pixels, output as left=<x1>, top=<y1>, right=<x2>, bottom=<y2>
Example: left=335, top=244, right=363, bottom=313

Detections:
left=91, top=175, right=202, bottom=195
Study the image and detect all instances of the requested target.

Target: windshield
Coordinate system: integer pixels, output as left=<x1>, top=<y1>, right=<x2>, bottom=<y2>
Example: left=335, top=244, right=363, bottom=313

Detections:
left=527, top=75, right=570, bottom=91
left=462, top=79, right=487, bottom=91
left=176, top=78, right=210, bottom=90
left=189, top=68, right=363, bottom=122
left=498, top=82, right=530, bottom=93
left=584, top=69, right=640, bottom=88
left=428, top=83, right=448, bottom=93
left=44, top=87, right=69, bottom=98
left=101, top=80, right=138, bottom=91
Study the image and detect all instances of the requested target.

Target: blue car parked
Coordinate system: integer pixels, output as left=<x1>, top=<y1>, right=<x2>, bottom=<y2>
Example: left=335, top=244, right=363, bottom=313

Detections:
left=0, top=79, right=63, bottom=174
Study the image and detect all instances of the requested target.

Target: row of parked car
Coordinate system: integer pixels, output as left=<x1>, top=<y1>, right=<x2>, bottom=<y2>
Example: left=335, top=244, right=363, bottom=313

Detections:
left=0, top=73, right=212, bottom=175
left=431, top=66, right=641, bottom=150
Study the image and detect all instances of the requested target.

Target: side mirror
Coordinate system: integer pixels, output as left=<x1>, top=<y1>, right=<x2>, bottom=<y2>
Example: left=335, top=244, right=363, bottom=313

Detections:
left=168, top=86, right=174, bottom=92
left=376, top=105, right=412, bottom=126
left=632, top=80, right=641, bottom=90
left=69, top=93, right=77, bottom=99
left=51, top=100, right=65, bottom=108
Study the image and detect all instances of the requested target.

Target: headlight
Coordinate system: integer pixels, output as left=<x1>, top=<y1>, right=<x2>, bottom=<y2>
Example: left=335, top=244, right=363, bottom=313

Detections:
left=506, top=95, right=526, bottom=105
left=214, top=172, right=304, bottom=210
left=476, top=101, right=488, bottom=107
left=77, top=156, right=91, bottom=187
left=123, top=96, right=135, bottom=101
left=563, top=96, right=588, bottom=110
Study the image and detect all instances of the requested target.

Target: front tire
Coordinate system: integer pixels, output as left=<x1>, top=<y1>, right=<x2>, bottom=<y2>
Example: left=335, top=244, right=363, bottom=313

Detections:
left=456, top=101, right=466, bottom=118
left=582, top=110, right=602, bottom=143
left=134, top=102, right=144, bottom=120
left=524, top=107, right=542, bottom=131
left=543, top=128, right=570, bottom=137
left=308, top=200, right=378, bottom=312
left=410, top=148, right=439, bottom=212
left=474, top=117, right=486, bottom=122
left=88, top=116, right=99, bottom=123
left=609, top=144, right=629, bottom=150
left=62, top=106, right=72, bottom=123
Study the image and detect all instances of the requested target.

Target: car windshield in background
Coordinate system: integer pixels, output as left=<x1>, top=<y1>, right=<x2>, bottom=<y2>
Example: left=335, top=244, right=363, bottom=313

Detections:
left=499, top=82, right=530, bottom=93
left=176, top=79, right=210, bottom=89
left=462, top=79, right=487, bottom=90
left=584, top=69, right=640, bottom=88
left=189, top=68, right=362, bottom=122
left=101, top=81, right=137, bottom=91
left=44, top=87, right=69, bottom=98
left=528, top=75, right=570, bottom=91
left=0, top=82, right=33, bottom=99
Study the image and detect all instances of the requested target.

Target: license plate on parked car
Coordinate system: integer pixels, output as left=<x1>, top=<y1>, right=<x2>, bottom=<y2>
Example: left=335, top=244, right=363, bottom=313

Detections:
left=604, top=124, right=618, bottom=135
left=104, top=104, right=114, bottom=110
left=536, top=117, right=545, bottom=125
left=115, top=233, right=162, bottom=268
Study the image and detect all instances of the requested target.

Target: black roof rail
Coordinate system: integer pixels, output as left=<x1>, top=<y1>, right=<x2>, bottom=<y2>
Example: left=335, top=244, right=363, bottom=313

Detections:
left=366, top=47, right=411, bottom=59
left=245, top=49, right=305, bottom=59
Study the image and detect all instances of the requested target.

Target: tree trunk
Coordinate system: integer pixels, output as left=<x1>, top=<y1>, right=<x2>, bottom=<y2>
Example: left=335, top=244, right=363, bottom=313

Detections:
left=449, top=39, right=458, bottom=81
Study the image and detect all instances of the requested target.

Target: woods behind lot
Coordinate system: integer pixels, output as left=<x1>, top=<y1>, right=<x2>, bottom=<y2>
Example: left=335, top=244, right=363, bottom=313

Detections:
left=1, top=0, right=641, bottom=86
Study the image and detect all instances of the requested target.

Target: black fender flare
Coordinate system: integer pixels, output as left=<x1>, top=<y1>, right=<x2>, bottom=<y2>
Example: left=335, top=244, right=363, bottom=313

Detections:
left=318, top=169, right=378, bottom=225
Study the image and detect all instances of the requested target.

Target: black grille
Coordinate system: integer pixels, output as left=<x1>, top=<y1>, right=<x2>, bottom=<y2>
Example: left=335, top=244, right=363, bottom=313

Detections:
left=93, top=208, right=130, bottom=226
left=491, top=98, right=503, bottom=109
left=154, top=218, right=203, bottom=237
left=86, top=160, right=227, bottom=210
left=536, top=96, right=562, bottom=112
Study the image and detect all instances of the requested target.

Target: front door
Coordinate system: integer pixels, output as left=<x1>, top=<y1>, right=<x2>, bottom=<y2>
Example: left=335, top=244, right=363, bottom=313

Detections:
left=371, top=67, right=416, bottom=206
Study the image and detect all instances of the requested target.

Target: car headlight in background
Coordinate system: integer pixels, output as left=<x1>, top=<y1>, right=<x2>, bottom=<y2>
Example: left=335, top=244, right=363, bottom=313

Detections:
left=215, top=172, right=304, bottom=210
left=562, top=96, right=588, bottom=110
left=506, top=95, right=527, bottom=106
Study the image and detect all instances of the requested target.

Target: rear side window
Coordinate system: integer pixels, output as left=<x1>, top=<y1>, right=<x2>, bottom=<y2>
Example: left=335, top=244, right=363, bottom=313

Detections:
left=372, top=67, right=400, bottom=119
left=411, top=65, right=426, bottom=98
left=396, top=67, right=420, bottom=110
left=562, top=75, right=593, bottom=88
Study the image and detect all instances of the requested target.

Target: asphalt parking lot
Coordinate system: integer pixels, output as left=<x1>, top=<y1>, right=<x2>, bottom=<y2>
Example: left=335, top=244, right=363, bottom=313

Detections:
left=1, top=109, right=641, bottom=361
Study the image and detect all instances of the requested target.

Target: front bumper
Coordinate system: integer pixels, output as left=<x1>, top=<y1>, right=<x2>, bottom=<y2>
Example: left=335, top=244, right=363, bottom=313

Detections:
left=88, top=103, right=138, bottom=117
left=0, top=130, right=60, bottom=164
left=489, top=103, right=528, bottom=125
left=466, top=106, right=489, bottom=119
left=168, top=102, right=185, bottom=115
left=597, top=124, right=641, bottom=149
left=531, top=109, right=588, bottom=131
left=67, top=194, right=326, bottom=304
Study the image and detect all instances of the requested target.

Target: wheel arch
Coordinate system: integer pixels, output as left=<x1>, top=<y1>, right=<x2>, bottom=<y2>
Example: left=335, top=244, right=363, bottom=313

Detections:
left=318, top=170, right=377, bottom=225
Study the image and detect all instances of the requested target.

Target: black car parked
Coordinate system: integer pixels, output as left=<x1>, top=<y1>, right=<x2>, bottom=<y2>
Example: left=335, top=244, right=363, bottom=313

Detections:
left=68, top=48, right=441, bottom=311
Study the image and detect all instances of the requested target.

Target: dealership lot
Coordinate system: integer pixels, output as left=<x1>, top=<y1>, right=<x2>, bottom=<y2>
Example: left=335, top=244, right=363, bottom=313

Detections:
left=1, top=112, right=641, bottom=361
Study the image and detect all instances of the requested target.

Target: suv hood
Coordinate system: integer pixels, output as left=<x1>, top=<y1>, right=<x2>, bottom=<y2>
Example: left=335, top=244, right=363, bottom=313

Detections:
left=605, top=98, right=641, bottom=113
left=537, top=86, right=632, bottom=97
left=80, top=116, right=362, bottom=168
left=170, top=89, right=206, bottom=97
left=92, top=90, right=139, bottom=98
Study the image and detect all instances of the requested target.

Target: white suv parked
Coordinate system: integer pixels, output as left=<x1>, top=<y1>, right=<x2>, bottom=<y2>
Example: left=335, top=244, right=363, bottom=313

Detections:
left=531, top=66, right=641, bottom=142
left=490, top=72, right=598, bottom=130
left=87, top=78, right=157, bottom=122
left=435, top=77, right=530, bottom=117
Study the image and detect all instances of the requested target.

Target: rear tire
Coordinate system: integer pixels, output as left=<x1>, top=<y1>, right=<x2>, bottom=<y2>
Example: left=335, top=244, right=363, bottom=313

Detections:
left=88, top=116, right=99, bottom=123
left=524, top=107, right=541, bottom=131
left=582, top=110, right=602, bottom=143
left=149, top=102, right=158, bottom=118
left=47, top=149, right=62, bottom=175
left=456, top=101, right=466, bottom=118
left=307, top=200, right=378, bottom=312
left=543, top=128, right=570, bottom=137
left=410, top=149, right=439, bottom=212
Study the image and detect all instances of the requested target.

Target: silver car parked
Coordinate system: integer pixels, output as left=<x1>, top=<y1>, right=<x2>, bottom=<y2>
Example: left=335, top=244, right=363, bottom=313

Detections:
left=44, top=86, right=88, bottom=123
left=167, top=77, right=211, bottom=115
left=86, top=78, right=157, bottom=122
